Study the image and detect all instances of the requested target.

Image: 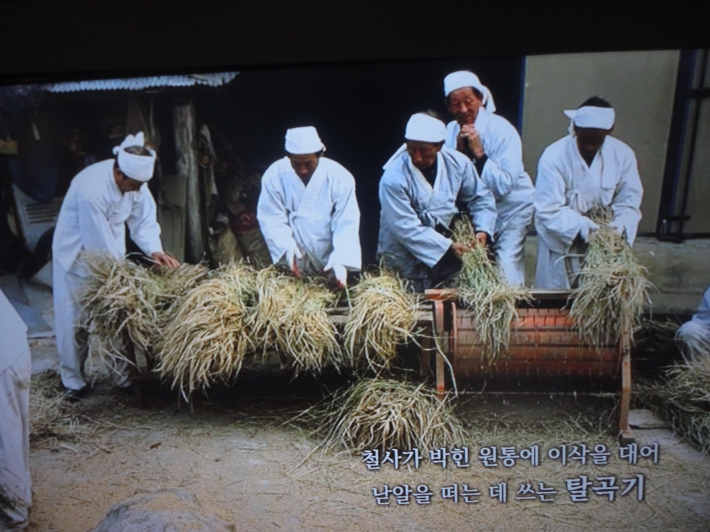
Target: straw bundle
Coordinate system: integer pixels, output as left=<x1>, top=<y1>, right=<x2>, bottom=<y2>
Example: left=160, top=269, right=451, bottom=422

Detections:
left=154, top=262, right=258, bottom=399
left=253, top=267, right=342, bottom=374
left=78, top=254, right=163, bottom=358
left=640, top=358, right=710, bottom=452
left=569, top=206, right=651, bottom=347
left=453, top=218, right=530, bottom=361
left=343, top=270, right=420, bottom=371
left=320, top=378, right=467, bottom=452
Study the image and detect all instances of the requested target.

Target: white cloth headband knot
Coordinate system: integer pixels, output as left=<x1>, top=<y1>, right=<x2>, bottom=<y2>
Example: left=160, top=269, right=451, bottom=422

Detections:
left=112, top=132, right=156, bottom=182
left=444, top=70, right=497, bottom=113
left=563, top=106, right=616, bottom=130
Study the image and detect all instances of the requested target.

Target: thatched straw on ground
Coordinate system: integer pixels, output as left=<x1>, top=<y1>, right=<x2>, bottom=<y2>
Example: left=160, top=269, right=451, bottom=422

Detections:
left=638, top=357, right=710, bottom=453
left=343, top=270, right=420, bottom=371
left=154, top=262, right=258, bottom=400
left=452, top=218, right=530, bottom=362
left=318, top=378, right=467, bottom=452
left=30, top=371, right=78, bottom=442
left=253, top=268, right=342, bottom=375
left=569, top=206, right=652, bottom=348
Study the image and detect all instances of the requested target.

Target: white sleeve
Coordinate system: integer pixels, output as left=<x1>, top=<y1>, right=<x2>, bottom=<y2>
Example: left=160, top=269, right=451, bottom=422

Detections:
left=328, top=173, right=362, bottom=271
left=610, top=149, right=643, bottom=245
left=77, top=194, right=124, bottom=259
left=534, top=152, right=588, bottom=255
left=256, top=171, right=299, bottom=263
left=126, top=186, right=164, bottom=256
left=379, top=176, right=451, bottom=269
left=459, top=160, right=497, bottom=238
left=479, top=124, right=524, bottom=199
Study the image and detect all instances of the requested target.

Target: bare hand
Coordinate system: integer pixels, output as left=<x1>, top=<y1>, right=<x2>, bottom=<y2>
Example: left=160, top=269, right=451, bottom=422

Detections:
left=151, top=251, right=180, bottom=268
left=451, top=242, right=466, bottom=260
left=475, top=232, right=488, bottom=247
left=460, top=124, right=485, bottom=159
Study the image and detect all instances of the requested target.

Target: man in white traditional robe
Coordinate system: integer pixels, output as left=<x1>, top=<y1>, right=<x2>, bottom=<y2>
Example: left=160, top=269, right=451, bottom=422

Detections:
left=52, top=132, right=179, bottom=399
left=443, top=71, right=534, bottom=286
left=0, top=289, right=32, bottom=531
left=676, top=286, right=710, bottom=363
left=257, top=126, right=361, bottom=287
left=534, top=97, right=643, bottom=289
left=377, top=113, right=497, bottom=292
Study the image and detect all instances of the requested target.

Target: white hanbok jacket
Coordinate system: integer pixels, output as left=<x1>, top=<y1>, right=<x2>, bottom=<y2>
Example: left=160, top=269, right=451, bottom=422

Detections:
left=377, top=147, right=497, bottom=280
left=445, top=108, right=534, bottom=234
left=534, top=134, right=643, bottom=289
left=53, top=159, right=164, bottom=274
left=51, top=159, right=164, bottom=391
left=257, top=157, right=361, bottom=273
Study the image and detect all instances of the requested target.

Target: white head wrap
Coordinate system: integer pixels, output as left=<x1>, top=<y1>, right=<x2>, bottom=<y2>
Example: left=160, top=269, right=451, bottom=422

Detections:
left=285, top=126, right=325, bottom=155
left=383, top=114, right=446, bottom=170
left=563, top=106, right=615, bottom=131
left=405, top=113, right=446, bottom=143
left=112, top=132, right=156, bottom=182
left=444, top=70, right=496, bottom=113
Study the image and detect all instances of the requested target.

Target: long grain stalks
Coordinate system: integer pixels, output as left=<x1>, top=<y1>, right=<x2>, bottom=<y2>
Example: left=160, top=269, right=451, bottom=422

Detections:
left=319, top=378, right=467, bottom=452
left=569, top=206, right=652, bottom=347
left=343, top=270, right=420, bottom=371
left=154, top=262, right=257, bottom=399
left=453, top=218, right=530, bottom=361
left=253, top=267, right=342, bottom=375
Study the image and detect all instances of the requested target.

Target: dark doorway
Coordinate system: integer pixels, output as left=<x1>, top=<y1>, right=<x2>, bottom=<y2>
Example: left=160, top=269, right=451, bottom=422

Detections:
left=198, top=56, right=525, bottom=266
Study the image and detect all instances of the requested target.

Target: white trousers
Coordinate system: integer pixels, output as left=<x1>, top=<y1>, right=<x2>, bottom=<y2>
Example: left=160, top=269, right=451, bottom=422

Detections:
left=53, top=258, right=89, bottom=391
left=0, top=350, right=31, bottom=531
left=494, top=208, right=533, bottom=287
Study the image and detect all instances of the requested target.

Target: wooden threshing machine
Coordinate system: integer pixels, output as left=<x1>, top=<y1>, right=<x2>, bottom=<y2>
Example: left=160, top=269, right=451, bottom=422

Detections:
left=419, top=288, right=634, bottom=442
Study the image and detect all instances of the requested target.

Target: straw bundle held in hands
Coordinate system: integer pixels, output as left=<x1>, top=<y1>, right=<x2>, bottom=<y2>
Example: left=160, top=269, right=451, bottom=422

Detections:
left=154, top=262, right=258, bottom=399
left=320, top=378, right=467, bottom=452
left=453, top=218, right=530, bottom=362
left=640, top=358, right=710, bottom=452
left=343, top=270, right=420, bottom=371
left=569, top=206, right=651, bottom=347
left=253, top=267, right=342, bottom=374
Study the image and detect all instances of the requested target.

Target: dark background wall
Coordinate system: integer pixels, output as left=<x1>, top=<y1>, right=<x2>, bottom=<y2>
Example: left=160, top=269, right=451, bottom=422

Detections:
left=199, top=57, right=523, bottom=264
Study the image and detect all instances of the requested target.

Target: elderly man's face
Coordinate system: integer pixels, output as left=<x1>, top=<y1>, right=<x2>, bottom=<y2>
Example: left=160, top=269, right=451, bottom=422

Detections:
left=406, top=141, right=443, bottom=171
left=574, top=126, right=611, bottom=161
left=289, top=153, right=320, bottom=183
left=114, top=168, right=144, bottom=192
left=446, top=87, right=483, bottom=126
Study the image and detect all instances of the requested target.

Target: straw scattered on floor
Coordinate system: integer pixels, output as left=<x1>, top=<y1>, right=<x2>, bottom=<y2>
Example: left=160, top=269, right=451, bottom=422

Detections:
left=569, top=206, right=652, bottom=348
left=638, top=357, right=710, bottom=453
left=343, top=270, right=420, bottom=371
left=154, top=262, right=258, bottom=400
left=318, top=378, right=468, bottom=452
left=453, top=218, right=530, bottom=362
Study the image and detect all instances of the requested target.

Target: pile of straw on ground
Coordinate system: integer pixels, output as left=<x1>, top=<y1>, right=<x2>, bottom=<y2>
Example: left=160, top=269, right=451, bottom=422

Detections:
left=569, top=206, right=651, bottom=347
left=343, top=270, right=420, bottom=371
left=30, top=371, right=78, bottom=442
left=453, top=218, right=529, bottom=361
left=154, top=263, right=258, bottom=399
left=253, top=267, right=342, bottom=375
left=318, top=378, right=467, bottom=452
left=638, top=358, right=710, bottom=453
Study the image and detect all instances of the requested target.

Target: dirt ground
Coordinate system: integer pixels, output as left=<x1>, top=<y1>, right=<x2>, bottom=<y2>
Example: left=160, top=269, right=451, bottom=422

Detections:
left=26, top=346, right=710, bottom=532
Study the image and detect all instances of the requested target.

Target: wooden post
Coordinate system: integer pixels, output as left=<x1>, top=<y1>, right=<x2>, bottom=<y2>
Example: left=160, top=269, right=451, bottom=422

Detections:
left=173, top=98, right=203, bottom=263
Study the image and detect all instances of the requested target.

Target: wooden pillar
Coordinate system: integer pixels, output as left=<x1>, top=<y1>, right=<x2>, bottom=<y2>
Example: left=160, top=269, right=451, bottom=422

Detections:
left=173, top=98, right=203, bottom=263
